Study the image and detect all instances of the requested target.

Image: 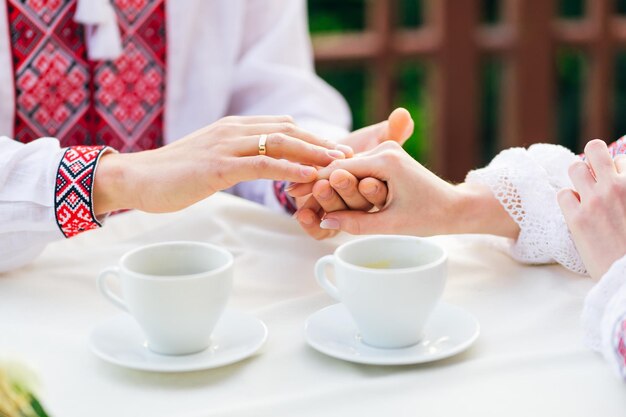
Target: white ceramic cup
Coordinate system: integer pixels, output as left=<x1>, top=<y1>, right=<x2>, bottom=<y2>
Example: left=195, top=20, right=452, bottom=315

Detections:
left=98, top=241, right=233, bottom=355
left=315, top=235, right=447, bottom=349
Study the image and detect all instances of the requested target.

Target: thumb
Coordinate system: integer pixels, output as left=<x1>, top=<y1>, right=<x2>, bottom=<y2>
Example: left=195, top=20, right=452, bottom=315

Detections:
left=319, top=210, right=389, bottom=235
left=386, top=108, right=414, bottom=144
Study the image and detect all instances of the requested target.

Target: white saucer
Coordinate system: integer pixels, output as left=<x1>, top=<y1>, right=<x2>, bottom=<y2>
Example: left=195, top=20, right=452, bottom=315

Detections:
left=89, top=310, right=268, bottom=372
left=305, top=303, right=479, bottom=365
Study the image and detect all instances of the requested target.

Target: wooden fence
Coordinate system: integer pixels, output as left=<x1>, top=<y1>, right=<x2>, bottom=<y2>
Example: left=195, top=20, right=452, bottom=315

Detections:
left=311, top=0, right=623, bottom=181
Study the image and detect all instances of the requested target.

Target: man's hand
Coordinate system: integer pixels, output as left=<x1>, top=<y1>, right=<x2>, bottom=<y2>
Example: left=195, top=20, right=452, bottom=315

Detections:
left=293, top=108, right=414, bottom=240
left=93, top=115, right=349, bottom=215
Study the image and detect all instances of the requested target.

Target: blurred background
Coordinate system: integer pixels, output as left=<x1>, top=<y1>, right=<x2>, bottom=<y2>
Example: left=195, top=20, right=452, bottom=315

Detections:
left=307, top=0, right=626, bottom=181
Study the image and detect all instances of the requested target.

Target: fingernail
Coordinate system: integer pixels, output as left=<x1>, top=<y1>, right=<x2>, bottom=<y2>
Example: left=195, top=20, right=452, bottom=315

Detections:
left=334, top=178, right=349, bottom=189
left=318, top=187, right=333, bottom=199
left=320, top=218, right=340, bottom=230
left=327, top=150, right=345, bottom=159
left=299, top=212, right=315, bottom=226
left=336, top=144, right=353, bottom=156
left=300, top=166, right=316, bottom=178
left=362, top=183, right=378, bottom=195
left=285, top=182, right=297, bottom=191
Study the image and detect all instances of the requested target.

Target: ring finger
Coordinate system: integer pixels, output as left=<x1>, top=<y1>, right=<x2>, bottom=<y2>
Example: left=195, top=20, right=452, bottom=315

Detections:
left=237, top=134, right=346, bottom=167
left=237, top=124, right=353, bottom=156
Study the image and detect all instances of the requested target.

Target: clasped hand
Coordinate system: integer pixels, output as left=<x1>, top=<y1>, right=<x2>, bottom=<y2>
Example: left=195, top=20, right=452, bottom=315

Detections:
left=290, top=108, right=415, bottom=239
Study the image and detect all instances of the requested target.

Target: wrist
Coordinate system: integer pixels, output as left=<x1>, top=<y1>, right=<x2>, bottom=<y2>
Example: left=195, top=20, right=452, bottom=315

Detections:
left=93, top=152, right=138, bottom=215
left=451, top=182, right=520, bottom=238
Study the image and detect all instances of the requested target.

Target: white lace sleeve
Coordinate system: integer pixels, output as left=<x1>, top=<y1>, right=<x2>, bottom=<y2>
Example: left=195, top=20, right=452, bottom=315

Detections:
left=581, top=255, right=626, bottom=379
left=465, top=144, right=586, bottom=274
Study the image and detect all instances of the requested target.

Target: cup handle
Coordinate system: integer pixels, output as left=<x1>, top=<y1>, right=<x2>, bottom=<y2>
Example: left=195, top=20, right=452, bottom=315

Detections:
left=97, top=266, right=129, bottom=312
left=315, top=255, right=341, bottom=301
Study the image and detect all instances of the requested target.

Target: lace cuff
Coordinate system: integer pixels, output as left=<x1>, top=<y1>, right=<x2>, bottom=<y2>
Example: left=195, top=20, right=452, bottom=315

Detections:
left=54, top=146, right=112, bottom=238
left=465, top=144, right=585, bottom=274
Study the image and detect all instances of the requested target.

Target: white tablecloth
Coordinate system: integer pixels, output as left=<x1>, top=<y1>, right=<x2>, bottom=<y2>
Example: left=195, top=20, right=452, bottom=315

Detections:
left=1, top=193, right=624, bottom=416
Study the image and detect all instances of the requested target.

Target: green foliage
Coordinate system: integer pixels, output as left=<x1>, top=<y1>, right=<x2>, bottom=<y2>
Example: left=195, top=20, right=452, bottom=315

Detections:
left=559, top=0, right=584, bottom=18
left=393, top=63, right=429, bottom=162
left=398, top=0, right=422, bottom=28
left=316, top=67, right=367, bottom=130
left=482, top=0, right=500, bottom=24
left=307, top=0, right=365, bottom=32
left=481, top=58, right=502, bottom=164
left=556, top=49, right=584, bottom=152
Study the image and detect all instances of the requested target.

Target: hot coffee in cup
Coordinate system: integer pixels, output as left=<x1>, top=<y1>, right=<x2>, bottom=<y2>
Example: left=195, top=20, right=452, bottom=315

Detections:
left=98, top=241, right=233, bottom=355
left=315, top=235, right=447, bottom=349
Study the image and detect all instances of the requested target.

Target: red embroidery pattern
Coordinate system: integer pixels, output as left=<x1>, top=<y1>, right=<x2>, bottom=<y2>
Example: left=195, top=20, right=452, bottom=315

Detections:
left=91, top=0, right=166, bottom=152
left=9, top=1, right=90, bottom=142
left=8, top=0, right=166, bottom=152
left=24, top=0, right=65, bottom=24
left=273, top=181, right=297, bottom=214
left=55, top=146, right=110, bottom=238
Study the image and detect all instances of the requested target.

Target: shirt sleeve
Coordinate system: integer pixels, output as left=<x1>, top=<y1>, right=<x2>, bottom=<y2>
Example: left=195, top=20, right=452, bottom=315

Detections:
left=225, top=0, right=350, bottom=211
left=465, top=143, right=586, bottom=274
left=0, top=137, right=111, bottom=272
left=582, top=255, right=626, bottom=380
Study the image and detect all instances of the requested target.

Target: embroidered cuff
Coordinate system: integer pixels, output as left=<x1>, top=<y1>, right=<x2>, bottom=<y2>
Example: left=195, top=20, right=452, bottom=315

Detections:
left=55, top=146, right=111, bottom=238
left=273, top=181, right=297, bottom=215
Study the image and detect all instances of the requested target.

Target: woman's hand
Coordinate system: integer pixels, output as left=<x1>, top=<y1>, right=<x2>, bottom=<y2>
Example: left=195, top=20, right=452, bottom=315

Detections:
left=558, top=139, right=626, bottom=280
left=93, top=115, right=349, bottom=214
left=298, top=141, right=519, bottom=238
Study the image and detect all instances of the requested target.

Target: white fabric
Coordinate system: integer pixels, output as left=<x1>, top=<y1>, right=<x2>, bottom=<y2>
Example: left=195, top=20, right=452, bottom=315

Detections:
left=74, top=0, right=123, bottom=60
left=466, top=144, right=585, bottom=274
left=0, top=193, right=622, bottom=417
left=0, top=0, right=350, bottom=271
left=0, top=137, right=64, bottom=272
left=467, top=143, right=626, bottom=381
left=582, top=255, right=626, bottom=378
